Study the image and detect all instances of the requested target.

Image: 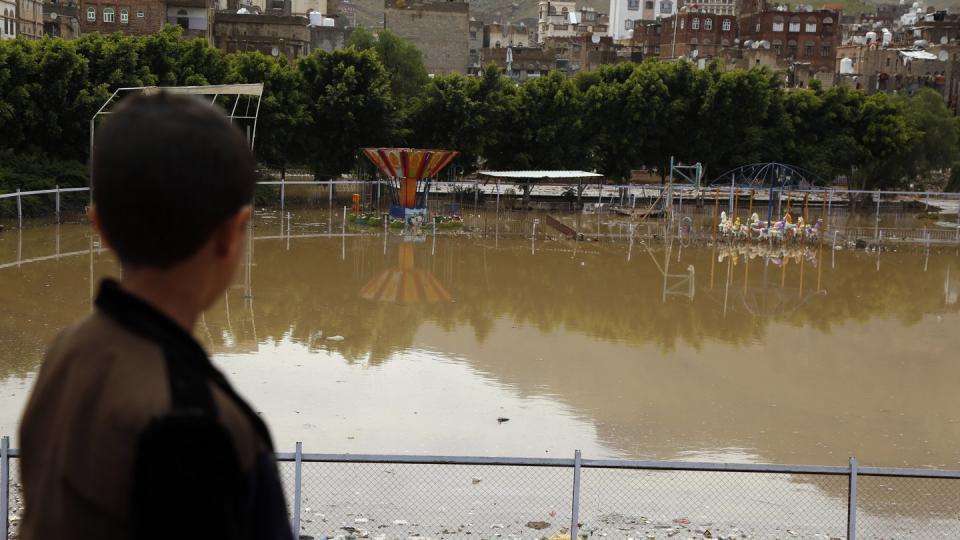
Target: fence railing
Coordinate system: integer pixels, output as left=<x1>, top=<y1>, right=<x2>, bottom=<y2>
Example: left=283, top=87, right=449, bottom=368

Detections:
left=2, top=436, right=960, bottom=539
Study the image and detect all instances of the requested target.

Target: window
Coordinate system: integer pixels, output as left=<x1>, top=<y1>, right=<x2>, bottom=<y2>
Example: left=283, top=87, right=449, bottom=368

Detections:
left=136, top=9, right=143, bottom=17
left=690, top=36, right=698, bottom=44
left=654, top=45, right=660, bottom=53
left=788, top=16, right=800, bottom=32
left=772, top=15, right=784, bottom=32
left=722, top=18, right=731, bottom=31
left=822, top=16, right=833, bottom=34
left=692, top=17, right=699, bottom=30
left=772, top=39, right=782, bottom=54
left=659, top=0, right=672, bottom=13
left=494, top=40, right=501, bottom=47
left=645, top=0, right=653, bottom=8
left=787, top=39, right=797, bottom=56
left=804, top=41, right=813, bottom=56
left=805, top=17, right=816, bottom=32
left=86, top=5, right=95, bottom=21
left=702, top=36, right=711, bottom=44
left=176, top=8, right=187, bottom=28
left=469, top=30, right=476, bottom=39
left=120, top=7, right=128, bottom=23
left=623, top=20, right=630, bottom=30
left=704, top=17, right=712, bottom=30
left=627, top=0, right=639, bottom=10
left=821, top=44, right=830, bottom=57
left=103, top=6, right=114, bottom=22
left=721, top=37, right=729, bottom=45
left=885, top=56, right=890, bottom=66
left=680, top=17, right=684, bottom=29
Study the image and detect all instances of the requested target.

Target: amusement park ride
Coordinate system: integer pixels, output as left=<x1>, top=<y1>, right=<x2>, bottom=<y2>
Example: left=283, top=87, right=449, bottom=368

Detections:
left=361, top=147, right=460, bottom=230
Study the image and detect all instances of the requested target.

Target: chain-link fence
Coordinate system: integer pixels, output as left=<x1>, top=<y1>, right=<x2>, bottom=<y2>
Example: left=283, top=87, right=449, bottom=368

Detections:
left=2, top=440, right=960, bottom=539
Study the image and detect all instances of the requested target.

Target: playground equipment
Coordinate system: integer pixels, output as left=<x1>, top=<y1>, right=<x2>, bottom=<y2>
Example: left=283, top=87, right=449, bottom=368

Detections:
left=362, top=148, right=459, bottom=211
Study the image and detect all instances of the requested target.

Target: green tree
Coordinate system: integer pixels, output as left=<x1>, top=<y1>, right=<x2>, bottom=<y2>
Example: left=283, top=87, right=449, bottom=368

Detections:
left=345, top=27, right=428, bottom=102
left=297, top=48, right=396, bottom=177
left=226, top=51, right=308, bottom=168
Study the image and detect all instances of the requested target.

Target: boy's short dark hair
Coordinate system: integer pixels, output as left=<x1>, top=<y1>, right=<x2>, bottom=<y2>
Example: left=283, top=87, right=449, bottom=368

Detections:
left=92, top=92, right=256, bottom=268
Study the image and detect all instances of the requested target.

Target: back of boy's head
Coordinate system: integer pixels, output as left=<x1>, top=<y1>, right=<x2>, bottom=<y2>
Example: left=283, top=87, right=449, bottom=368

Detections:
left=92, top=92, right=256, bottom=269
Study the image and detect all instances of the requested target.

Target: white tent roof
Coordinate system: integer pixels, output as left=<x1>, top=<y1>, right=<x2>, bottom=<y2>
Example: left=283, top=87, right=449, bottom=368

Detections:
left=479, top=170, right=603, bottom=179
left=898, top=49, right=938, bottom=60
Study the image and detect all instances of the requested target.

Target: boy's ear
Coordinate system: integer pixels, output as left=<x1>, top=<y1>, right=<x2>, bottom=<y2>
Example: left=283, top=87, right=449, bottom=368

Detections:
left=213, top=206, right=252, bottom=259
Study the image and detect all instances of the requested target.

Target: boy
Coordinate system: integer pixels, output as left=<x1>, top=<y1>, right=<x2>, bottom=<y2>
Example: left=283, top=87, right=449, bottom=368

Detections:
left=19, top=92, right=292, bottom=540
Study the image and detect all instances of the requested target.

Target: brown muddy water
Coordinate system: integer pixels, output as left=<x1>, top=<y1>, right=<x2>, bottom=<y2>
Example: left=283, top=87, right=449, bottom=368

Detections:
left=1, top=209, right=959, bottom=538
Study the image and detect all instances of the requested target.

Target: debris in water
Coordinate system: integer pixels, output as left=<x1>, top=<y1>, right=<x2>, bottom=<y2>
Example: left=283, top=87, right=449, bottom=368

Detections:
left=326, top=335, right=345, bottom=341
left=471, top=477, right=482, bottom=484
left=526, top=521, right=550, bottom=530
left=497, top=417, right=510, bottom=423
left=392, top=520, right=408, bottom=526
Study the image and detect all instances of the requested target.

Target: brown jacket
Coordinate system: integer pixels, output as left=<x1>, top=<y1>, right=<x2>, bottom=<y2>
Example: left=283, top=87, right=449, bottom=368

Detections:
left=19, top=279, right=291, bottom=540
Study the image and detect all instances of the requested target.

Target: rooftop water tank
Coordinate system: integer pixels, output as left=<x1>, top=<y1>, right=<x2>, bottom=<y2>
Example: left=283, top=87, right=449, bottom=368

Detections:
left=839, top=56, right=854, bottom=74
left=882, top=30, right=893, bottom=46
left=866, top=30, right=877, bottom=42
left=308, top=11, right=323, bottom=26
left=322, top=16, right=335, bottom=26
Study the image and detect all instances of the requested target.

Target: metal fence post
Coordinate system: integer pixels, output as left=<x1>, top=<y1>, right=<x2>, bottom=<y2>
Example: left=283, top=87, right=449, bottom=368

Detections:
left=16, top=188, right=22, bottom=230
left=570, top=450, right=581, bottom=540
left=55, top=185, right=61, bottom=223
left=292, top=441, right=302, bottom=539
left=1, top=435, right=9, bottom=540
left=847, top=456, right=858, bottom=540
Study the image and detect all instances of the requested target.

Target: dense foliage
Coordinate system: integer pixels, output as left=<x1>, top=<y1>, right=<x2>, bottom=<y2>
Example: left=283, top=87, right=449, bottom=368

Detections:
left=1, top=26, right=958, bottom=197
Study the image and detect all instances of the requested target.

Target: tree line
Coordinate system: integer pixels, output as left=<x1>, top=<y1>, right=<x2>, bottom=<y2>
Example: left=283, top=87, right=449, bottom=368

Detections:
left=1, top=24, right=958, bottom=200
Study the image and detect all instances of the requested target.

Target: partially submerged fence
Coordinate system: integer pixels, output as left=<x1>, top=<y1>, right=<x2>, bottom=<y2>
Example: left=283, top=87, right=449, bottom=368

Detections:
left=1, top=437, right=958, bottom=539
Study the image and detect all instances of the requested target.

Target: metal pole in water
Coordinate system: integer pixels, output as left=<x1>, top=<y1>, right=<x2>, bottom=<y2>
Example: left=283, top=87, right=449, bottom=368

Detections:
left=874, top=189, right=880, bottom=240
left=570, top=450, right=582, bottom=540
left=55, top=185, right=61, bottom=223
left=16, top=188, right=22, bottom=230
left=292, top=442, right=302, bottom=537
left=280, top=175, right=285, bottom=213
left=847, top=457, right=858, bottom=540
left=0, top=436, right=7, bottom=540
left=832, top=231, right=837, bottom=269
left=342, top=206, right=347, bottom=235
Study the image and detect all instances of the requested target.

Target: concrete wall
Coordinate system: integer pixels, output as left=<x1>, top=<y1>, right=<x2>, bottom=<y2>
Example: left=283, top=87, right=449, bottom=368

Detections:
left=384, top=0, right=469, bottom=75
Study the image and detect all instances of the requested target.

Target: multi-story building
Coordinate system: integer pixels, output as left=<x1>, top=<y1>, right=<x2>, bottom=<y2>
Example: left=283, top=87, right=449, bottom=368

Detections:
left=658, top=10, right=737, bottom=59
left=544, top=33, right=622, bottom=73
left=16, top=0, right=43, bottom=37
left=213, top=11, right=310, bottom=57
left=484, top=20, right=534, bottom=48
left=837, top=43, right=958, bottom=110
left=609, top=0, right=673, bottom=40
left=468, top=18, right=482, bottom=74
left=43, top=0, right=81, bottom=37
left=632, top=18, right=662, bottom=55
left=482, top=45, right=556, bottom=81
left=538, top=1, right=606, bottom=43
left=79, top=0, right=164, bottom=35
left=1, top=0, right=17, bottom=38
left=384, top=0, right=469, bottom=74
left=738, top=0, right=841, bottom=74
left=167, top=0, right=214, bottom=40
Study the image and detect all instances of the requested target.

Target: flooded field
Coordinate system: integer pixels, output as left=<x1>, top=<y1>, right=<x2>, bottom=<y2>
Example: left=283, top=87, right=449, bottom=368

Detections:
left=1, top=209, right=959, bottom=538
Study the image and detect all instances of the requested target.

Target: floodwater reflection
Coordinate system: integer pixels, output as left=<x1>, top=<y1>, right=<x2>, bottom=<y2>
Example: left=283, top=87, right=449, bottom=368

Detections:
left=1, top=220, right=959, bottom=474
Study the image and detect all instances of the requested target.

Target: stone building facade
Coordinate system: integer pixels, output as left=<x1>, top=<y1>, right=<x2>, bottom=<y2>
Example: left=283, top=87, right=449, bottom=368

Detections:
left=384, top=0, right=469, bottom=75
left=544, top=33, right=622, bottom=73
left=482, top=45, right=556, bottom=81
left=658, top=11, right=738, bottom=60
left=79, top=0, right=164, bottom=35
left=213, top=11, right=310, bottom=58
left=43, top=0, right=81, bottom=37
left=15, top=0, right=43, bottom=37
left=167, top=0, right=213, bottom=41
left=468, top=18, right=482, bottom=74
left=1, top=0, right=17, bottom=38
left=738, top=0, right=841, bottom=73
left=837, top=43, right=958, bottom=110
left=483, top=21, right=534, bottom=49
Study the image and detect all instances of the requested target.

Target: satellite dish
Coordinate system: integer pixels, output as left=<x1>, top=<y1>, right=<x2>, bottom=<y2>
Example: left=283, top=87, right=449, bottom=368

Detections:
left=743, top=39, right=752, bottom=47
left=761, top=40, right=771, bottom=49
left=939, top=50, right=949, bottom=61
left=591, top=33, right=601, bottom=43
left=690, top=49, right=699, bottom=58
left=271, top=46, right=280, bottom=57
left=751, top=40, right=760, bottom=48
left=941, top=35, right=949, bottom=44
left=49, top=11, right=58, bottom=19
